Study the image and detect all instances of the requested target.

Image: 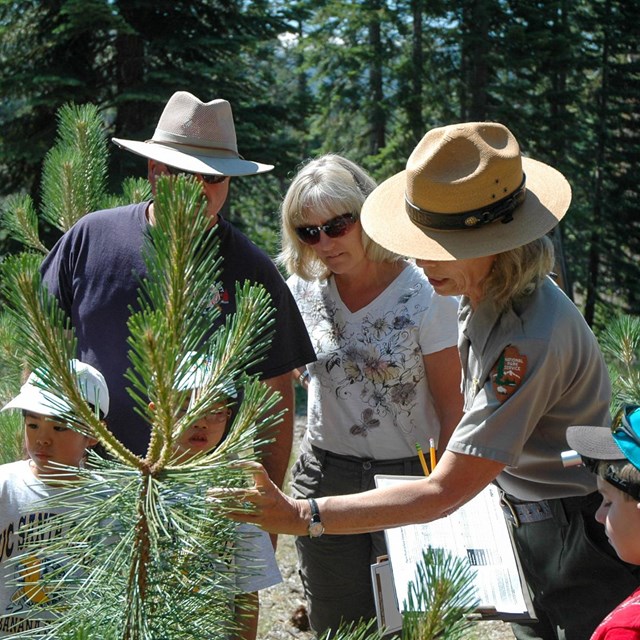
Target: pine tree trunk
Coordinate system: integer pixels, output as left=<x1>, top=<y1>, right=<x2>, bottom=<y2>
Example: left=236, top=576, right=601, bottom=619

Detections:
left=585, top=0, right=612, bottom=327
left=368, top=0, right=385, bottom=155
left=408, top=0, right=424, bottom=143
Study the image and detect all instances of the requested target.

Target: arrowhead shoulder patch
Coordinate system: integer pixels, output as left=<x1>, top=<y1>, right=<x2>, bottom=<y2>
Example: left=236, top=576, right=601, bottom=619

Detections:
left=491, top=345, right=527, bottom=403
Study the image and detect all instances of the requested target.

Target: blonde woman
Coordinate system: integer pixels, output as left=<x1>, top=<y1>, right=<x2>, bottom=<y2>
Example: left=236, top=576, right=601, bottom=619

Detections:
left=279, top=154, right=462, bottom=636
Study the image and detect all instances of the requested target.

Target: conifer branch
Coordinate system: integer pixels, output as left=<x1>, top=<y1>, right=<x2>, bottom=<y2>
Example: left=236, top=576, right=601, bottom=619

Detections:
left=1, top=254, right=144, bottom=468
left=0, top=104, right=282, bottom=639
left=1, top=194, right=49, bottom=253
left=41, top=104, right=108, bottom=232
left=599, top=313, right=640, bottom=410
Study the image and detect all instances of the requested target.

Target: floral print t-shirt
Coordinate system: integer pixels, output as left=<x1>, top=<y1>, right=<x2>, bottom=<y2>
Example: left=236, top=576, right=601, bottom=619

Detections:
left=288, top=262, right=459, bottom=459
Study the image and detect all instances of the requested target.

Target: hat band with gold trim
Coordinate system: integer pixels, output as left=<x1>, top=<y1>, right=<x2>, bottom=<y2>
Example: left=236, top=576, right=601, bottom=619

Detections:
left=405, top=176, right=527, bottom=231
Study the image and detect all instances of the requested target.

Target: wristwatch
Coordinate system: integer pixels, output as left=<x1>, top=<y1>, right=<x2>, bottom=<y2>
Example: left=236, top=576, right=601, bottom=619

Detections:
left=298, top=370, right=310, bottom=386
left=307, top=498, right=325, bottom=538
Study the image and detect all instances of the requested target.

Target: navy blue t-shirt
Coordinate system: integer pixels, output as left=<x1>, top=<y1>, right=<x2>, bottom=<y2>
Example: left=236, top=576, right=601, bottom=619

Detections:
left=40, top=201, right=315, bottom=455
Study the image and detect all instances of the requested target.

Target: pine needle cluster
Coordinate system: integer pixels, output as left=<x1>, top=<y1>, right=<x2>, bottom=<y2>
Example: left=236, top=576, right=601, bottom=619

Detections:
left=0, top=104, right=279, bottom=639
left=401, top=549, right=479, bottom=640
left=598, top=313, right=640, bottom=411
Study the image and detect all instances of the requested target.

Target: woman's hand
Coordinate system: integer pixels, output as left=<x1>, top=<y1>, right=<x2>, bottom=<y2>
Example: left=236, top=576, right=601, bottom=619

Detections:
left=207, top=460, right=309, bottom=536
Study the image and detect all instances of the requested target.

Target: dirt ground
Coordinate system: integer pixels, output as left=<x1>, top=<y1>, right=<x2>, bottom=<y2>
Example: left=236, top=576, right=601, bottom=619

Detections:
left=256, top=418, right=516, bottom=640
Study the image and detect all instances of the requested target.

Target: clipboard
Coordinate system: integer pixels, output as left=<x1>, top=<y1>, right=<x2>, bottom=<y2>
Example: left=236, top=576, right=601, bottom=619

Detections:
left=372, top=476, right=536, bottom=629
left=371, top=556, right=403, bottom=634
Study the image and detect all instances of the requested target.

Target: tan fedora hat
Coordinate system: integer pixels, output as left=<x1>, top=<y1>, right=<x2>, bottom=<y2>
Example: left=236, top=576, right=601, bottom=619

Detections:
left=112, top=91, right=273, bottom=176
left=361, top=122, right=571, bottom=261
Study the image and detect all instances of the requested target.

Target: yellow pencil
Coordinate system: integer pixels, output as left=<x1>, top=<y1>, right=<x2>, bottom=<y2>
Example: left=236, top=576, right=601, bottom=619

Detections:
left=415, top=443, right=430, bottom=476
left=429, top=437, right=437, bottom=471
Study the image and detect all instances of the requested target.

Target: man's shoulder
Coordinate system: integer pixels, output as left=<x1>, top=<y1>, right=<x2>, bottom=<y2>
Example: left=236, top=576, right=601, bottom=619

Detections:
left=74, top=201, right=148, bottom=229
left=219, top=219, right=269, bottom=257
left=44, top=202, right=149, bottom=259
left=218, top=218, right=282, bottom=279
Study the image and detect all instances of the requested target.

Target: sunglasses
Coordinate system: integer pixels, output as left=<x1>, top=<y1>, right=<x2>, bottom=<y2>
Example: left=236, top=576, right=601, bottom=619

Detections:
left=611, top=404, right=640, bottom=449
left=165, top=166, right=227, bottom=185
left=581, top=454, right=640, bottom=500
left=578, top=448, right=640, bottom=501
left=294, top=213, right=358, bottom=245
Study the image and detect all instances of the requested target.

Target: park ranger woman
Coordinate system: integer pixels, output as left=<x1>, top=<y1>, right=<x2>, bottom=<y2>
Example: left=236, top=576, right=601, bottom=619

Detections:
left=225, top=122, right=640, bottom=640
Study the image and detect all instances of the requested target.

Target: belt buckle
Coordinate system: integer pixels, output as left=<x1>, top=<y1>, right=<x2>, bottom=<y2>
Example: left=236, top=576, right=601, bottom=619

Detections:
left=500, top=493, right=520, bottom=528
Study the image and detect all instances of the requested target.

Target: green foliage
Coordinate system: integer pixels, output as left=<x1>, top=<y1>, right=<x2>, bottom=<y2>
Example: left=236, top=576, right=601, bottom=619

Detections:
left=401, top=548, right=479, bottom=640
left=0, top=305, right=28, bottom=464
left=0, top=100, right=154, bottom=474
left=0, top=412, right=23, bottom=465
left=598, top=313, right=640, bottom=412
left=1, top=195, right=47, bottom=253
left=0, top=252, right=78, bottom=387
left=560, top=1, right=640, bottom=322
left=0, top=174, right=280, bottom=639
left=40, top=103, right=109, bottom=232
left=0, top=0, right=114, bottom=203
left=102, top=177, right=152, bottom=211
left=316, top=548, right=479, bottom=640
left=1, top=102, right=141, bottom=254
left=55, top=627, right=119, bottom=640
left=320, top=617, right=390, bottom=640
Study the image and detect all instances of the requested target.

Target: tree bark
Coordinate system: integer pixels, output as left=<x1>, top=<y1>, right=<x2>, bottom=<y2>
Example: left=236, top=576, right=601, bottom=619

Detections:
left=368, top=0, right=385, bottom=155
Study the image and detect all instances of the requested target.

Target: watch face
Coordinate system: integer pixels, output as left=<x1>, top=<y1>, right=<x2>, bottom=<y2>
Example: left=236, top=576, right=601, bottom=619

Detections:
left=308, top=521, right=325, bottom=538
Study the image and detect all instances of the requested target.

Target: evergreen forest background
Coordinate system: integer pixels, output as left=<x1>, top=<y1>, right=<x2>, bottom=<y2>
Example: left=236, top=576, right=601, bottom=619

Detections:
left=0, top=0, right=638, bottom=328
left=0, top=3, right=639, bottom=638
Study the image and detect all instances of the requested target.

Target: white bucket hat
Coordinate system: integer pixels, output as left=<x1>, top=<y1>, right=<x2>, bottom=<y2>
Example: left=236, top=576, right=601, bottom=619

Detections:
left=2, top=359, right=110, bottom=418
left=112, top=91, right=274, bottom=177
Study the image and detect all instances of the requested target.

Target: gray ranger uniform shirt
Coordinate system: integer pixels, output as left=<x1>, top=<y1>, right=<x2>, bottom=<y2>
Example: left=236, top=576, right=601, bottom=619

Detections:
left=447, top=276, right=609, bottom=501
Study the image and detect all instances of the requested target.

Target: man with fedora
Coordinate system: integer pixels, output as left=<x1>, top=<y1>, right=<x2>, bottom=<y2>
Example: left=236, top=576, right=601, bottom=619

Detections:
left=226, top=122, right=640, bottom=639
left=40, top=91, right=315, bottom=490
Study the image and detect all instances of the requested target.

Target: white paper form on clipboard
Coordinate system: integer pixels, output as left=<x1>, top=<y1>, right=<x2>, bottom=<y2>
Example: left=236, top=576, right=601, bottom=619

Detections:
left=374, top=475, right=535, bottom=622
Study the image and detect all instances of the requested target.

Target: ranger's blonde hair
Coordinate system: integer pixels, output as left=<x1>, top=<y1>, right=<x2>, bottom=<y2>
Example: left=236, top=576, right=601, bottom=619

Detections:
left=483, top=236, right=555, bottom=311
